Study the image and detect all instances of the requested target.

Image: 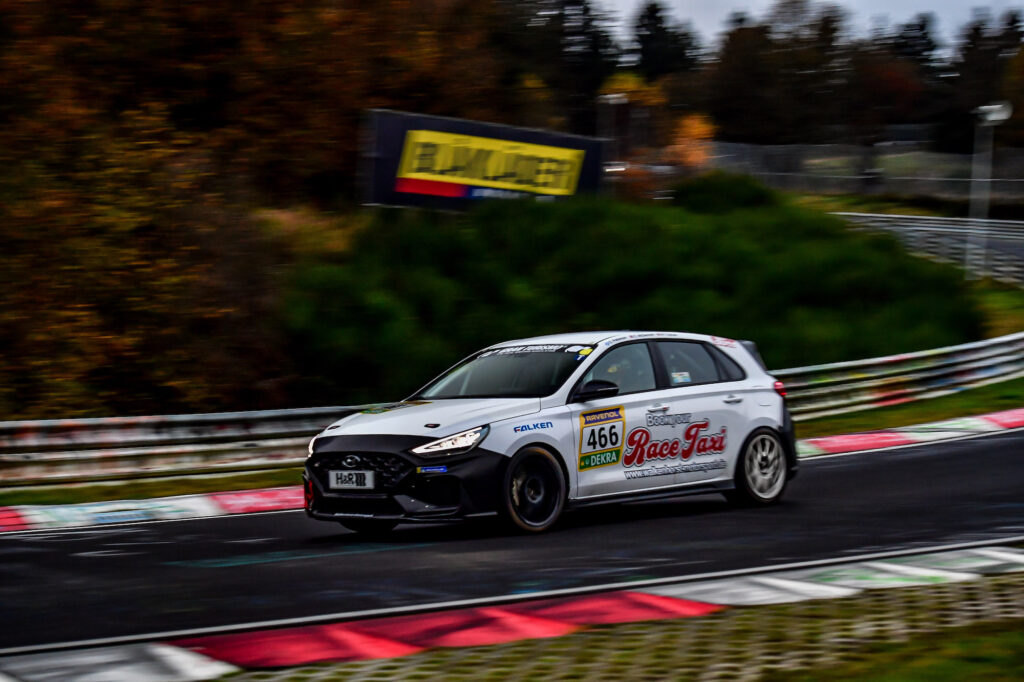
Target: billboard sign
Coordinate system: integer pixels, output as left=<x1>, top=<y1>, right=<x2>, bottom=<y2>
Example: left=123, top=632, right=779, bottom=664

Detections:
left=364, top=110, right=604, bottom=209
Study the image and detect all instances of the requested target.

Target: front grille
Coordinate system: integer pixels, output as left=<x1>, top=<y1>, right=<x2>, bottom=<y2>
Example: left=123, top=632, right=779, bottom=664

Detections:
left=309, top=452, right=413, bottom=490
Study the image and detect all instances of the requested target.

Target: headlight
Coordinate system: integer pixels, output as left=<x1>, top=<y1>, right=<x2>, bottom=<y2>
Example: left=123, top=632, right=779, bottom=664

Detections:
left=411, top=425, right=489, bottom=457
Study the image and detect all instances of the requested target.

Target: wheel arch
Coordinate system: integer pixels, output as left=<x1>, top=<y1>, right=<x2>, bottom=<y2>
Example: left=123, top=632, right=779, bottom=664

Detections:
left=517, top=440, right=573, bottom=498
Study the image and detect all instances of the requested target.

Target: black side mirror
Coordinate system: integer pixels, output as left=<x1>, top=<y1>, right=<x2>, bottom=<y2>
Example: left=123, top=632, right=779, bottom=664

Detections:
left=574, top=379, right=619, bottom=403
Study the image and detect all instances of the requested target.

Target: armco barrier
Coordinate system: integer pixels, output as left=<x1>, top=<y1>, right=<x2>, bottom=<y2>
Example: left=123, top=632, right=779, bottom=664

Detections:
left=2, top=332, right=1023, bottom=485
left=775, top=331, right=1024, bottom=420
left=834, top=212, right=1024, bottom=285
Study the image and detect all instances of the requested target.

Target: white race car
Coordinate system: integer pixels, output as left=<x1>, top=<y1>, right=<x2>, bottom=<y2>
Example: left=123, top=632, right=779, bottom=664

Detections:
left=304, top=331, right=796, bottom=533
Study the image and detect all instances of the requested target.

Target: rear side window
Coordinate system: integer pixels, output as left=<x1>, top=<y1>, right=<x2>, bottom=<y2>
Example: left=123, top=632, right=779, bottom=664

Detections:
left=656, top=341, right=720, bottom=386
left=708, top=345, right=747, bottom=381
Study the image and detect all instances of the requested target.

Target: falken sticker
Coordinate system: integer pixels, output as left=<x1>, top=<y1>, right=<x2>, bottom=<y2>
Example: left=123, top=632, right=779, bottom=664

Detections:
left=578, top=406, right=625, bottom=471
left=514, top=421, right=554, bottom=433
left=417, top=465, right=448, bottom=474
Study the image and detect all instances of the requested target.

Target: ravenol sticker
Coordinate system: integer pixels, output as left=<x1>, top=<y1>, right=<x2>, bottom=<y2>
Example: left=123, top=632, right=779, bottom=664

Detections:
left=579, top=406, right=625, bottom=471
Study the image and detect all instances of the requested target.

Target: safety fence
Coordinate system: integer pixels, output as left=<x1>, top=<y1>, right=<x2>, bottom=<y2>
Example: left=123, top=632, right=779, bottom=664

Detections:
left=2, top=332, right=1023, bottom=486
left=836, top=212, right=1024, bottom=285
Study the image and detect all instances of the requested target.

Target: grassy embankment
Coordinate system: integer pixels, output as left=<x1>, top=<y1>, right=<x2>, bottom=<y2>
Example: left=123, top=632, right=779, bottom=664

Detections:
left=767, top=621, right=1024, bottom=682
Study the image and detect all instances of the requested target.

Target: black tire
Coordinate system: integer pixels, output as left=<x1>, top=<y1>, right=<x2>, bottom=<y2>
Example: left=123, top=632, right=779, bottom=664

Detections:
left=500, top=446, right=567, bottom=533
left=338, top=519, right=398, bottom=535
left=725, top=428, right=788, bottom=506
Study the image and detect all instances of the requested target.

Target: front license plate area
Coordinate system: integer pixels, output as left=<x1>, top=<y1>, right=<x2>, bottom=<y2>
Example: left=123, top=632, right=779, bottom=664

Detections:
left=328, top=470, right=375, bottom=490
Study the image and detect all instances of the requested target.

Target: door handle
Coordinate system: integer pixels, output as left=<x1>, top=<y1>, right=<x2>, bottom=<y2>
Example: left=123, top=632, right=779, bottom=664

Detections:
left=723, top=396, right=743, bottom=404
left=647, top=405, right=669, bottom=412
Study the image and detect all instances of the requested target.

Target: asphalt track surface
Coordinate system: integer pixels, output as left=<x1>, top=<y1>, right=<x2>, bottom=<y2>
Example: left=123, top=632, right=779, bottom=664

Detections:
left=2, top=431, right=1023, bottom=651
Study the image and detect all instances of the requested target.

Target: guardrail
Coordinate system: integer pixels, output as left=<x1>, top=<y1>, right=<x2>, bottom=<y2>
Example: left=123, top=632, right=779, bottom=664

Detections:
left=834, top=212, right=1024, bottom=285
left=776, top=331, right=1024, bottom=420
left=3, top=332, right=1024, bottom=486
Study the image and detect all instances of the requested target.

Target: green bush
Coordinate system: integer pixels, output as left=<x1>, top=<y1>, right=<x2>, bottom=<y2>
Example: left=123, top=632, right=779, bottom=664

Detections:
left=671, top=171, right=780, bottom=213
left=281, top=195, right=983, bottom=405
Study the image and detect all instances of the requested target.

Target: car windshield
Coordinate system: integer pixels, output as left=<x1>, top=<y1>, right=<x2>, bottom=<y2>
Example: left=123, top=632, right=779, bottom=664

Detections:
left=415, top=344, right=594, bottom=399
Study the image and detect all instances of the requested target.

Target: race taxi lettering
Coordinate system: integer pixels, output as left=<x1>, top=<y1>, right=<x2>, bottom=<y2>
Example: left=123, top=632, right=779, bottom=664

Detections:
left=578, top=405, right=625, bottom=471
left=514, top=421, right=554, bottom=433
left=622, top=419, right=727, bottom=467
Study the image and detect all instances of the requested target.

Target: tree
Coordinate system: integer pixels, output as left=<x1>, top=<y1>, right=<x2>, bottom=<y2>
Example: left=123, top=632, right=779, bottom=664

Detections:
left=934, top=10, right=1024, bottom=151
left=632, top=1, right=699, bottom=82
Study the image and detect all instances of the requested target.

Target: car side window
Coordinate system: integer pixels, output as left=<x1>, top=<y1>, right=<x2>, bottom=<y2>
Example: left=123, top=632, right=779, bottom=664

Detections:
left=708, top=345, right=747, bottom=381
left=583, top=343, right=657, bottom=394
left=656, top=341, right=721, bottom=386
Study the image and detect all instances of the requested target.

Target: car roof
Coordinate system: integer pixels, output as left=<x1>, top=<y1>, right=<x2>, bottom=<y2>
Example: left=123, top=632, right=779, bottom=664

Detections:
left=488, top=330, right=713, bottom=349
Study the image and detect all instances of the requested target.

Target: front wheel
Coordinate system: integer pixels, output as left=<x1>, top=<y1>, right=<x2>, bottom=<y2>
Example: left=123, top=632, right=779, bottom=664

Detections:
left=726, top=428, right=788, bottom=506
left=338, top=519, right=398, bottom=535
left=500, top=446, right=566, bottom=533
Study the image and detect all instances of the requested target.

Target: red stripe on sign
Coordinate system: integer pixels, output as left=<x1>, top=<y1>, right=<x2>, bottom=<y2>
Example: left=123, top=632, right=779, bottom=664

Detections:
left=211, top=486, right=304, bottom=514
left=172, top=591, right=720, bottom=668
left=982, top=407, right=1024, bottom=429
left=0, top=507, right=29, bottom=532
left=394, top=178, right=467, bottom=197
left=803, top=431, right=917, bottom=454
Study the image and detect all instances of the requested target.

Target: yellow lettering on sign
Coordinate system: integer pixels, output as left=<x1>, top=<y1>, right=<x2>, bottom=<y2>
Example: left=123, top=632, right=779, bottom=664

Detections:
left=397, top=130, right=586, bottom=196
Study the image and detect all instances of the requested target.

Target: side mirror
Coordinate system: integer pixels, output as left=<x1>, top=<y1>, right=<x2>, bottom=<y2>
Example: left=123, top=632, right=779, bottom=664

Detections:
left=574, top=379, right=619, bottom=403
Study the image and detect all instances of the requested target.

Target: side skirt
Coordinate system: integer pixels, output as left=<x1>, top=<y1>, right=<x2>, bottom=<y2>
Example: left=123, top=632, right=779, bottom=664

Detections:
left=566, top=480, right=734, bottom=509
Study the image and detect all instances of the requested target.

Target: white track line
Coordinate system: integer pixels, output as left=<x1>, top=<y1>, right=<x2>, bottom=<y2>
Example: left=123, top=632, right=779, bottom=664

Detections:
left=2, top=535, right=1023, bottom=657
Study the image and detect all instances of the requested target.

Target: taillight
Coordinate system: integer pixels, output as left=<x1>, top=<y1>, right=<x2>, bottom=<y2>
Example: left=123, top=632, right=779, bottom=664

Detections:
left=773, top=380, right=787, bottom=397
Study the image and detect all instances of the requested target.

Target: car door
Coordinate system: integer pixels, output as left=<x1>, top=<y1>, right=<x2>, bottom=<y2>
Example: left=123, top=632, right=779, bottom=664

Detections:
left=647, top=340, right=750, bottom=486
left=570, top=342, right=681, bottom=499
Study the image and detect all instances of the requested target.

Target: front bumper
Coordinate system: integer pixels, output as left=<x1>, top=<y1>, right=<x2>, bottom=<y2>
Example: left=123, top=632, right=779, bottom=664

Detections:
left=303, top=434, right=507, bottom=523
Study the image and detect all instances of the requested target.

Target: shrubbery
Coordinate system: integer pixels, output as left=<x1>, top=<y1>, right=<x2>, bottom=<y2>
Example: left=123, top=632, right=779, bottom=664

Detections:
left=282, top=193, right=983, bottom=405
left=671, top=171, right=780, bottom=213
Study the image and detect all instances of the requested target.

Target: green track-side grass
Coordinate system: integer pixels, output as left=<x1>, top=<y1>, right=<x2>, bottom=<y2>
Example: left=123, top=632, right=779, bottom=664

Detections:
left=765, top=621, right=1024, bottom=682
left=976, top=280, right=1024, bottom=338
left=795, top=374, right=1024, bottom=439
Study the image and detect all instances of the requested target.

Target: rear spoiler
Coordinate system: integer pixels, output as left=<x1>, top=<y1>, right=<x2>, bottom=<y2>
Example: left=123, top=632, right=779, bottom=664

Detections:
left=739, top=340, right=768, bottom=371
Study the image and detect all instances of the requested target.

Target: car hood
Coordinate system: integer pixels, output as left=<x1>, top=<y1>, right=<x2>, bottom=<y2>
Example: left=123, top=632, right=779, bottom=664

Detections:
left=321, top=398, right=542, bottom=438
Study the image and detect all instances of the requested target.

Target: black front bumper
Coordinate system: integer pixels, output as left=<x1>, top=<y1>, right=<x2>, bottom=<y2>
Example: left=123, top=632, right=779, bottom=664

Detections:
left=303, top=434, right=507, bottom=523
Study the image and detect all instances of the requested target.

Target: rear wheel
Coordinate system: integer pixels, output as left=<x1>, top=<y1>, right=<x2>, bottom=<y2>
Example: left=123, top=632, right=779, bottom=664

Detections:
left=726, top=428, right=788, bottom=505
left=500, top=446, right=566, bottom=532
left=338, top=519, right=398, bottom=535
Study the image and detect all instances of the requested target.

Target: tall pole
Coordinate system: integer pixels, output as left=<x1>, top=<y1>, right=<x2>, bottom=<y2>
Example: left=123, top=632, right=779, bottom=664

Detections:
left=964, top=102, right=1011, bottom=280
left=965, top=122, right=993, bottom=279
